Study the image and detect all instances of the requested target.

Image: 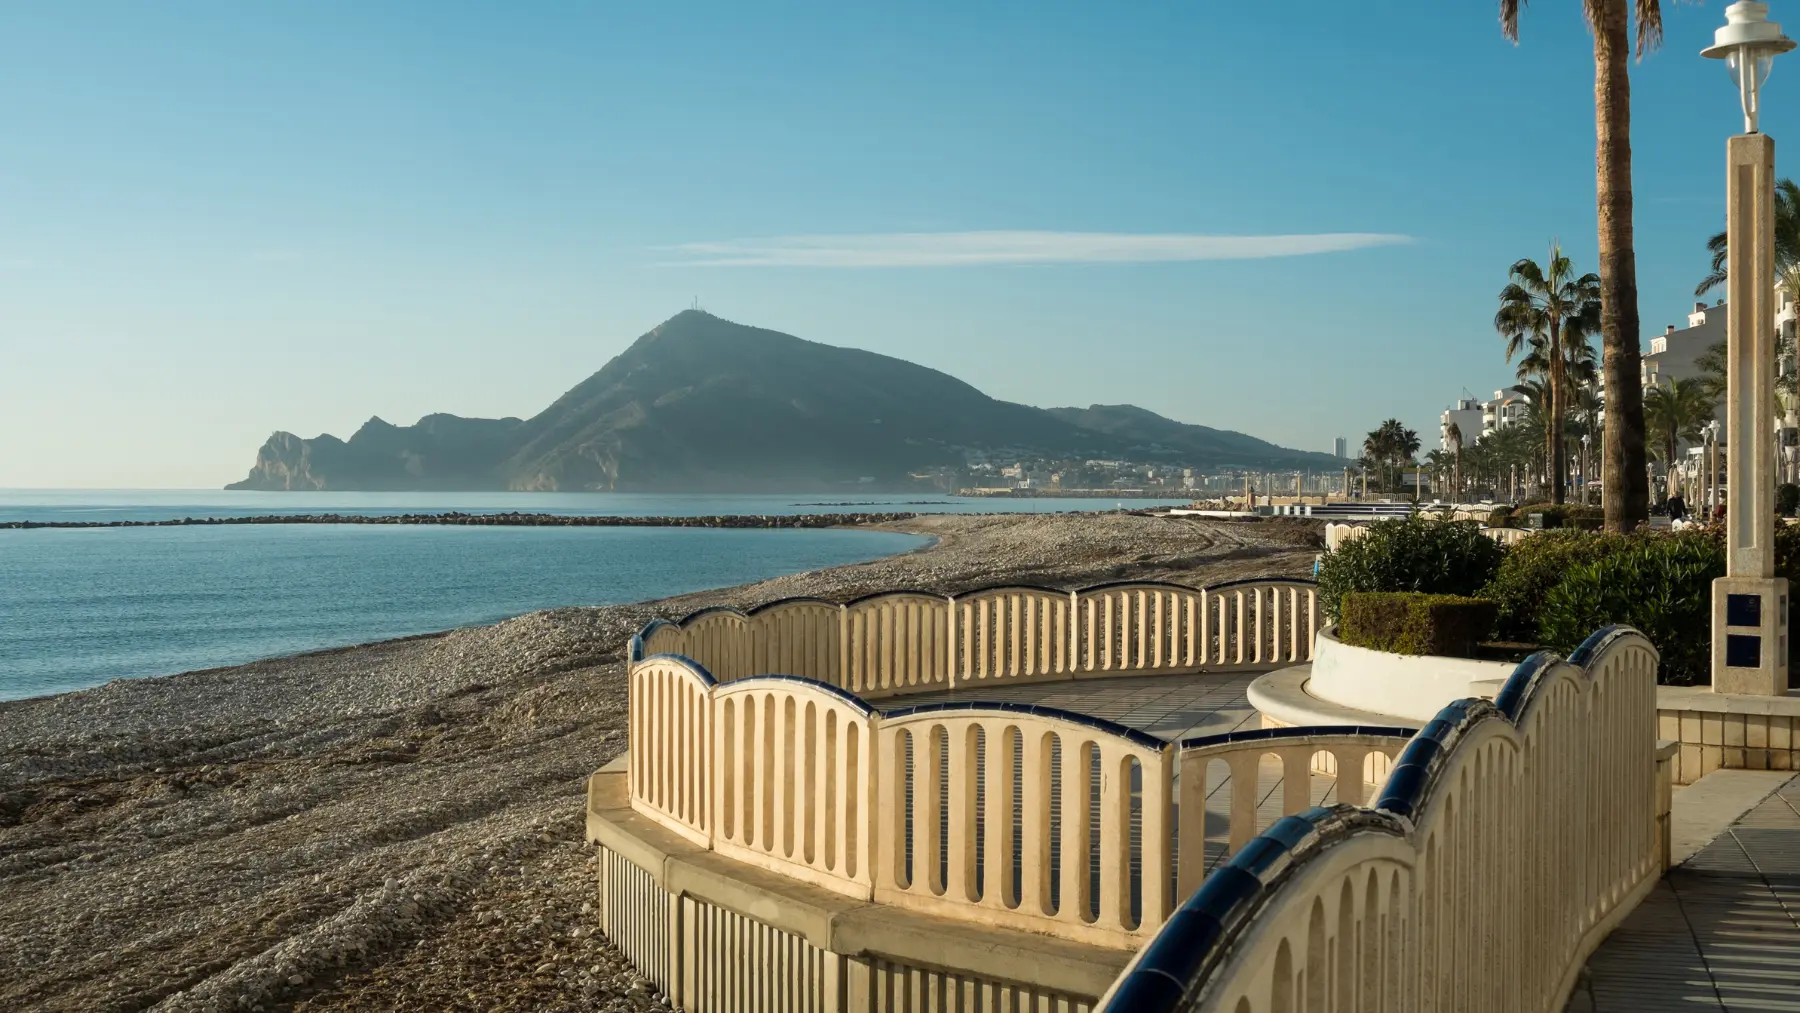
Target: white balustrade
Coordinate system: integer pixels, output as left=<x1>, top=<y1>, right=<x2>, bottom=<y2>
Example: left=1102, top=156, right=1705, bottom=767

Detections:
left=747, top=598, right=841, bottom=685
left=872, top=705, right=1174, bottom=948
left=628, top=655, right=715, bottom=847
left=633, top=577, right=1318, bottom=701
left=1174, top=731, right=1411, bottom=900
left=1100, top=629, right=1666, bottom=1013
left=953, top=586, right=1073, bottom=688
left=842, top=591, right=953, bottom=697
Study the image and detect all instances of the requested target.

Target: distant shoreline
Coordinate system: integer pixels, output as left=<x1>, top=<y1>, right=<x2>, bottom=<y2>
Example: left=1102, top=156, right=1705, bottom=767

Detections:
left=0, top=510, right=924, bottom=531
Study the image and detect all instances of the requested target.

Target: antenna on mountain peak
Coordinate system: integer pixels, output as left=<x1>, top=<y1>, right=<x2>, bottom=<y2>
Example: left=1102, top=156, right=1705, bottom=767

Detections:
left=691, top=297, right=703, bottom=313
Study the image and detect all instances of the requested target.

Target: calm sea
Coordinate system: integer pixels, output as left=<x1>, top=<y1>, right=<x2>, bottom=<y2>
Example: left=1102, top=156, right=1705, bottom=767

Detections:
left=0, top=491, right=1189, bottom=702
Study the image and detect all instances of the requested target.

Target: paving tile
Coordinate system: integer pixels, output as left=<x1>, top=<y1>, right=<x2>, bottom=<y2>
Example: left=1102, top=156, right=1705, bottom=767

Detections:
left=1571, top=774, right=1800, bottom=1012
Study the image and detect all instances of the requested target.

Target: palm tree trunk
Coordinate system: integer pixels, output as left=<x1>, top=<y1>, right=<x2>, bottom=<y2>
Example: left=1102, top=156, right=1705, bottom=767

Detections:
left=1594, top=0, right=1649, bottom=532
left=1549, top=319, right=1566, bottom=504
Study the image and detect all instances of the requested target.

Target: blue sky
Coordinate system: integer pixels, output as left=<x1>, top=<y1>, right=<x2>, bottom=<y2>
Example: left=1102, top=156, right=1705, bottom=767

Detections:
left=0, top=2, right=1785, bottom=487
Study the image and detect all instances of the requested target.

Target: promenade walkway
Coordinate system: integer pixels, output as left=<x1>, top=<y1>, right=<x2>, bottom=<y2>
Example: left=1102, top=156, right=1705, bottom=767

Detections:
left=1567, top=771, right=1800, bottom=1012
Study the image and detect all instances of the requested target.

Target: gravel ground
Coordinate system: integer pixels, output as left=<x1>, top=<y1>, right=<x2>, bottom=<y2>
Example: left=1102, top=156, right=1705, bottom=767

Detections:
left=0, top=512, right=1316, bottom=1012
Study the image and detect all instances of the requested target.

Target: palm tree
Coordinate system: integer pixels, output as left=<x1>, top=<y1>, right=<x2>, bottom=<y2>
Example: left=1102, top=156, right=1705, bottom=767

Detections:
left=1644, top=378, right=1717, bottom=499
left=1501, top=0, right=1657, bottom=532
left=1496, top=244, right=1601, bottom=506
left=1361, top=419, right=1420, bottom=493
left=1696, top=178, right=1800, bottom=295
left=1483, top=423, right=1534, bottom=503
left=1445, top=421, right=1465, bottom=500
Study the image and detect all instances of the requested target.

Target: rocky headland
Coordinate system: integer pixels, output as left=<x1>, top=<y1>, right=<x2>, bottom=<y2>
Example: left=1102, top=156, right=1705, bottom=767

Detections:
left=0, top=513, right=1321, bottom=1013
left=227, top=310, right=1340, bottom=493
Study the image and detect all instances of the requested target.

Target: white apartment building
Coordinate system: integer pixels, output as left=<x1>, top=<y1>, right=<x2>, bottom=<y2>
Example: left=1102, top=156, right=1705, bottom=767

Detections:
left=1482, top=386, right=1532, bottom=438
left=1440, top=398, right=1485, bottom=450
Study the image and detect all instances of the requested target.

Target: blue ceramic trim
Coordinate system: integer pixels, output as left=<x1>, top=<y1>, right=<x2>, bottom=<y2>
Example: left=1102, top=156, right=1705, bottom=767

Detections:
left=1075, top=579, right=1211, bottom=595
left=841, top=588, right=945, bottom=607
left=1177, top=724, right=1417, bottom=751
left=671, top=604, right=752, bottom=625
left=1100, top=804, right=1407, bottom=1013
left=953, top=583, right=1071, bottom=599
left=1568, top=624, right=1639, bottom=669
left=1203, top=576, right=1319, bottom=592
left=1492, top=651, right=1562, bottom=721
left=877, top=699, right=1166, bottom=751
left=715, top=673, right=874, bottom=716
left=635, top=653, right=719, bottom=688
left=744, top=596, right=841, bottom=617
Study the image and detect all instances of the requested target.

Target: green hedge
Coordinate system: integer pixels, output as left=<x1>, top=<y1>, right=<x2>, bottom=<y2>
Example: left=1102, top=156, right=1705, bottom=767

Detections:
left=1479, top=529, right=1634, bottom=641
left=1338, top=592, right=1499, bottom=657
left=1316, top=517, right=1506, bottom=622
left=1537, top=532, right=1724, bottom=685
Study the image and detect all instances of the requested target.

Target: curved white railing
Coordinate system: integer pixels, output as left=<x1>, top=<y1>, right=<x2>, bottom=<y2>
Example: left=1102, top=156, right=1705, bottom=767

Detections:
left=630, top=577, right=1321, bottom=703
left=1100, top=626, right=1666, bottom=1013
left=873, top=701, right=1175, bottom=948
left=627, top=655, right=716, bottom=847
left=1174, top=728, right=1413, bottom=901
left=710, top=675, right=874, bottom=897
left=952, top=585, right=1074, bottom=688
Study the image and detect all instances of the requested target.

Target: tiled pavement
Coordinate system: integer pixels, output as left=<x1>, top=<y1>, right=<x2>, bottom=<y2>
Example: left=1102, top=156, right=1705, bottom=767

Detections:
left=1567, top=773, right=1800, bottom=1012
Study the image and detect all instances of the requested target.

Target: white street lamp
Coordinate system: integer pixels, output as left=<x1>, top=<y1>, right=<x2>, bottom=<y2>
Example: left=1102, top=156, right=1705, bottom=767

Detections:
left=1703, top=1, right=1796, bottom=134
left=1581, top=432, right=1592, bottom=505
left=1706, top=5, right=1793, bottom=695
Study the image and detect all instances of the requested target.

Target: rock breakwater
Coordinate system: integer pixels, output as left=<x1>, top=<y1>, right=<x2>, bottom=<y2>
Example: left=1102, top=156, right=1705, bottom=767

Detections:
left=0, top=511, right=919, bottom=531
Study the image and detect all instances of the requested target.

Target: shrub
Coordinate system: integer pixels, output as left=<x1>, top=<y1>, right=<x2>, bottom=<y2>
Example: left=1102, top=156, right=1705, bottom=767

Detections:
left=1339, top=592, right=1499, bottom=657
left=1779, top=483, right=1800, bottom=517
left=1479, top=529, right=1634, bottom=641
left=1487, top=506, right=1516, bottom=528
left=1316, top=517, right=1507, bottom=621
left=1537, top=532, right=1725, bottom=685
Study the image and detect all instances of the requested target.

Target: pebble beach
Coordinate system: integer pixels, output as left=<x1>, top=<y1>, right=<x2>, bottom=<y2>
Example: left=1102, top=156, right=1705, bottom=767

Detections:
left=0, top=512, right=1319, bottom=1013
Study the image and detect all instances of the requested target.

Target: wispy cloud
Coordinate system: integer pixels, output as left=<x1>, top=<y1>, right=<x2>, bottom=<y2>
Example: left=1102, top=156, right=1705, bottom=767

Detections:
left=660, top=230, right=1412, bottom=268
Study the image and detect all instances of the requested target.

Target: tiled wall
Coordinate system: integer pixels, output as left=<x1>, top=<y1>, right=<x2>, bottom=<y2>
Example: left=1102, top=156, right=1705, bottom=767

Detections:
left=1660, top=708, right=1799, bottom=784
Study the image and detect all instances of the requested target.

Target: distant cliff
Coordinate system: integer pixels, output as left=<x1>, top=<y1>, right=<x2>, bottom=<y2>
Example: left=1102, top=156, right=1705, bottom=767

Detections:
left=228, top=311, right=1339, bottom=491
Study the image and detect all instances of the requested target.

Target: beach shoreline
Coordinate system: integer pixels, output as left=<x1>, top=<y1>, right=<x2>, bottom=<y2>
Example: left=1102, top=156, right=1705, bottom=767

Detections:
left=0, top=512, right=1318, bottom=1013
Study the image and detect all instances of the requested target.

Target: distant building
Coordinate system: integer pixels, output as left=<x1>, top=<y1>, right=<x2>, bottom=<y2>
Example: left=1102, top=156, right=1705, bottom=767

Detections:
left=1441, top=398, right=1484, bottom=451
left=1481, top=386, right=1532, bottom=439
left=1640, top=292, right=1800, bottom=478
left=1643, top=300, right=1727, bottom=394
left=1333, top=437, right=1347, bottom=459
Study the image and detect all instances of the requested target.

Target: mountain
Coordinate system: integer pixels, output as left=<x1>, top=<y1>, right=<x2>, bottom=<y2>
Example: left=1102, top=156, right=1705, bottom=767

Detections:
left=228, top=311, right=1341, bottom=491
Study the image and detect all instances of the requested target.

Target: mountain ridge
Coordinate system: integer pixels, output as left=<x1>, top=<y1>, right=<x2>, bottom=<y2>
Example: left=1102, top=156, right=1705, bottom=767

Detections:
left=228, top=311, right=1339, bottom=491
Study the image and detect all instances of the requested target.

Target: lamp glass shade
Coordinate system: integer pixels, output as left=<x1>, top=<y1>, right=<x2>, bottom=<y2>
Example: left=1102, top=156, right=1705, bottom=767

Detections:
left=1728, top=46, right=1778, bottom=89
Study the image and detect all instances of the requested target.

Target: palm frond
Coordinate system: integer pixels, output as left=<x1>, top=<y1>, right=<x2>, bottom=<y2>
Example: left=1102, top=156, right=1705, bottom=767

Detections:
left=1635, top=0, right=1663, bottom=58
left=1500, top=0, right=1526, bottom=43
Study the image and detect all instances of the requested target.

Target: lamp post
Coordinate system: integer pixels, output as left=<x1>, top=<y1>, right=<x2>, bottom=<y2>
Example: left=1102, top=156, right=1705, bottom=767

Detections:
left=1581, top=433, right=1592, bottom=505
left=1705, top=1, right=1794, bottom=695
